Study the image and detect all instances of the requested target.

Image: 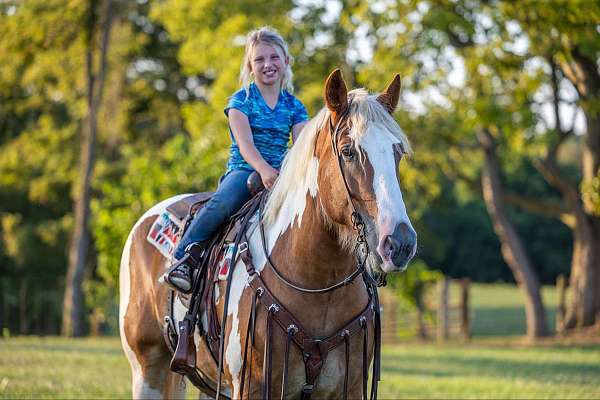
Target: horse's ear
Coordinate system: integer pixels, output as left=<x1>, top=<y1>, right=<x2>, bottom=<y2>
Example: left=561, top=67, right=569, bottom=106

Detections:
left=324, top=69, right=348, bottom=116
left=377, top=74, right=402, bottom=114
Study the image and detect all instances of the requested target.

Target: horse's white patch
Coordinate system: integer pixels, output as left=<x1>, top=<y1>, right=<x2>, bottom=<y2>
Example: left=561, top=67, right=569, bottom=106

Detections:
left=119, top=194, right=192, bottom=398
left=225, top=263, right=246, bottom=397
left=224, top=214, right=268, bottom=397
left=358, top=123, right=413, bottom=238
left=118, top=231, right=145, bottom=395
left=135, top=380, right=164, bottom=399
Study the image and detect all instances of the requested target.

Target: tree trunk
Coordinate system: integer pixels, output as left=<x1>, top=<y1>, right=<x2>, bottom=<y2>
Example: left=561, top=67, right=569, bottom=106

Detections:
left=62, top=0, right=114, bottom=337
left=563, top=218, right=599, bottom=329
left=19, top=280, right=28, bottom=334
left=415, top=283, right=428, bottom=339
left=478, top=129, right=548, bottom=339
left=437, top=277, right=449, bottom=341
left=460, top=278, right=471, bottom=340
left=559, top=51, right=600, bottom=329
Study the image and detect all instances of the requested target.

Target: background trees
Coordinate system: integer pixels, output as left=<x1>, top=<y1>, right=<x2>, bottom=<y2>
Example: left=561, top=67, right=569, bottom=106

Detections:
left=0, top=0, right=595, bottom=337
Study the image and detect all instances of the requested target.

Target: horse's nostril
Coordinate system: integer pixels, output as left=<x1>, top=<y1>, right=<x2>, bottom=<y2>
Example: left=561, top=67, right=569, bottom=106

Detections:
left=384, top=235, right=399, bottom=259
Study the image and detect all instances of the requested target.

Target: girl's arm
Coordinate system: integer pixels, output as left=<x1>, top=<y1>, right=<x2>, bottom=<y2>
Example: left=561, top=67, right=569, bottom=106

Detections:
left=292, top=121, right=307, bottom=143
left=228, top=109, right=279, bottom=189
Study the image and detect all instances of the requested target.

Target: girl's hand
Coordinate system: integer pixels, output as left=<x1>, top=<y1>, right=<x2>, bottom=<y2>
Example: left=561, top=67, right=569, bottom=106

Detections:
left=258, top=165, right=279, bottom=190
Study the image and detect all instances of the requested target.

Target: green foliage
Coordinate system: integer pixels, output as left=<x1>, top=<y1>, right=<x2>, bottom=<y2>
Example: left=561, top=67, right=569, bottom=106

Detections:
left=386, top=259, right=442, bottom=308
left=1, top=0, right=591, bottom=335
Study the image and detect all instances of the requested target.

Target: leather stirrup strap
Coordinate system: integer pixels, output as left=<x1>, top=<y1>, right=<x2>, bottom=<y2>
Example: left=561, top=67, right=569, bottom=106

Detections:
left=240, top=288, right=260, bottom=398
left=342, top=331, right=350, bottom=400
left=215, top=194, right=264, bottom=398
left=262, top=304, right=278, bottom=400
left=371, top=284, right=382, bottom=400
left=281, top=325, right=296, bottom=400
left=361, top=317, right=368, bottom=400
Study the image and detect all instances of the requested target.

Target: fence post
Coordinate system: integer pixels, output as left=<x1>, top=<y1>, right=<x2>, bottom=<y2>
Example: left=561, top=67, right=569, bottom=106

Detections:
left=380, top=289, right=398, bottom=344
left=556, top=274, right=567, bottom=333
left=437, top=277, right=449, bottom=341
left=459, top=278, right=471, bottom=340
left=415, top=283, right=428, bottom=339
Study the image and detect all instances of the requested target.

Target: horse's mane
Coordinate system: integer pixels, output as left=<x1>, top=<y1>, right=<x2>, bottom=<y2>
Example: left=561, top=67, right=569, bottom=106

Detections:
left=262, top=88, right=411, bottom=229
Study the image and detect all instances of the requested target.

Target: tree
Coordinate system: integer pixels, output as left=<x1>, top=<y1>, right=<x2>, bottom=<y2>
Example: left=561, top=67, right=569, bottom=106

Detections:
left=62, top=0, right=114, bottom=337
left=0, top=0, right=88, bottom=334
left=501, top=1, right=600, bottom=329
left=359, top=0, right=553, bottom=337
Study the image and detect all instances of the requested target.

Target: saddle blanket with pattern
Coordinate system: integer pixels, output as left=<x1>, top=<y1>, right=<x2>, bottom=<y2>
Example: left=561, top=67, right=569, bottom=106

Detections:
left=146, top=211, right=233, bottom=280
left=147, top=212, right=183, bottom=259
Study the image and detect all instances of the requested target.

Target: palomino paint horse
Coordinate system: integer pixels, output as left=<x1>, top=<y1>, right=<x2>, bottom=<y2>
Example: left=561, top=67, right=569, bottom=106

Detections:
left=119, top=69, right=417, bottom=399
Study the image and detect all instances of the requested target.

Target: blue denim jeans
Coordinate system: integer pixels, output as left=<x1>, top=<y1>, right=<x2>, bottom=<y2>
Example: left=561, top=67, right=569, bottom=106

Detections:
left=174, top=168, right=253, bottom=260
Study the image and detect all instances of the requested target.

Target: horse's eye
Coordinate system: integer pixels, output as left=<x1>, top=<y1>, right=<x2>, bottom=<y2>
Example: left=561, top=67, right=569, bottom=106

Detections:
left=341, top=146, right=355, bottom=161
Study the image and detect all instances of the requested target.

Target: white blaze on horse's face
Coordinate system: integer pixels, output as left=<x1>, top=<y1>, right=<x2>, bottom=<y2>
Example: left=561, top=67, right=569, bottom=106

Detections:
left=357, top=123, right=417, bottom=272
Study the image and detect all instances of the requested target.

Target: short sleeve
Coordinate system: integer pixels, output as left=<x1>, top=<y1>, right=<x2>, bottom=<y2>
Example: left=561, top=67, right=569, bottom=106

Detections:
left=224, top=89, right=250, bottom=117
left=292, top=98, right=309, bottom=125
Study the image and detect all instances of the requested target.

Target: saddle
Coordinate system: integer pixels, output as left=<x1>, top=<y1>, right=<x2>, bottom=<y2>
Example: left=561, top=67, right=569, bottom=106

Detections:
left=162, top=175, right=265, bottom=398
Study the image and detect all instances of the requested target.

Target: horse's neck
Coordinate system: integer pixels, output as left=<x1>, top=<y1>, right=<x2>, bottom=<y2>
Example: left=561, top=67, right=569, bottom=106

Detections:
left=262, top=193, right=368, bottom=334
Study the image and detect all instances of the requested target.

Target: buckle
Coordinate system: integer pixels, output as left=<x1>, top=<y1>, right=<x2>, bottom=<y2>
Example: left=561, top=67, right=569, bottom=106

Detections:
left=238, top=242, right=248, bottom=254
left=302, top=383, right=314, bottom=394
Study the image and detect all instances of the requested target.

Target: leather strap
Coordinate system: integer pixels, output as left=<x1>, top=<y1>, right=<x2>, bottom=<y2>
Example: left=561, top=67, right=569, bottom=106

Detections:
left=245, top=269, right=374, bottom=398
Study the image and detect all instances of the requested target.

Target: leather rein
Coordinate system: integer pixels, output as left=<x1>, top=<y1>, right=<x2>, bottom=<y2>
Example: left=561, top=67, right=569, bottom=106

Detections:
left=210, top=102, right=386, bottom=400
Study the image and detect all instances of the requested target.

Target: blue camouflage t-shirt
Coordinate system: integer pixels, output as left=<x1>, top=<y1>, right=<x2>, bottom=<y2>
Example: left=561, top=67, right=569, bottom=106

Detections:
left=224, top=83, right=309, bottom=173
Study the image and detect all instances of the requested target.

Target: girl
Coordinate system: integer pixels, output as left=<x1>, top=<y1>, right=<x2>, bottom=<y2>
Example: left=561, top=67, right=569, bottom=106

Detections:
left=163, top=27, right=309, bottom=293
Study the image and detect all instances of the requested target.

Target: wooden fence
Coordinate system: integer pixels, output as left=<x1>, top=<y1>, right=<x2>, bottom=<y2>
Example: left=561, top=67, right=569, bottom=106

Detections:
left=380, top=277, right=471, bottom=344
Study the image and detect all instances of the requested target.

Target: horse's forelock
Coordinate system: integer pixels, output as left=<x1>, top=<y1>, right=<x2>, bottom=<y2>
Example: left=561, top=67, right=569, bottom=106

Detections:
left=347, top=89, right=411, bottom=154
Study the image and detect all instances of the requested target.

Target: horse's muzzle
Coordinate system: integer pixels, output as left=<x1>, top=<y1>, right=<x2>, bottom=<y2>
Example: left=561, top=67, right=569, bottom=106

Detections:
left=377, top=222, right=417, bottom=272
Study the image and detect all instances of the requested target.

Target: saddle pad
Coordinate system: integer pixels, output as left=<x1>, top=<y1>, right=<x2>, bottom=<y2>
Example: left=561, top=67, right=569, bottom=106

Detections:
left=147, top=211, right=183, bottom=258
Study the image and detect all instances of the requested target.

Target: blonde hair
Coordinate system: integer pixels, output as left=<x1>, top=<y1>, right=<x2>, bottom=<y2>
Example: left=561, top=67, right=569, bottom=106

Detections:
left=240, top=27, right=294, bottom=94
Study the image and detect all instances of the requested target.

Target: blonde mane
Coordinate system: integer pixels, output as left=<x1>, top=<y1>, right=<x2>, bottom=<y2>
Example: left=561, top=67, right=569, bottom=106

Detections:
left=262, top=88, right=411, bottom=228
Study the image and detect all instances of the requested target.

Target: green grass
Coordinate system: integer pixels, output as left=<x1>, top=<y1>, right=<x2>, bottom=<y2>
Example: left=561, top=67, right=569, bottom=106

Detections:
left=469, top=284, right=558, bottom=336
left=1, top=336, right=599, bottom=399
left=0, top=337, right=131, bottom=399
left=379, top=342, right=600, bottom=399
left=389, top=282, right=561, bottom=338
left=1, top=284, right=598, bottom=399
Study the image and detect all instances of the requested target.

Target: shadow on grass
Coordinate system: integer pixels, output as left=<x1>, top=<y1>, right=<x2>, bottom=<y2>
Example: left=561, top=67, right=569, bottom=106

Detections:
left=4, top=340, right=124, bottom=356
left=382, top=349, right=600, bottom=383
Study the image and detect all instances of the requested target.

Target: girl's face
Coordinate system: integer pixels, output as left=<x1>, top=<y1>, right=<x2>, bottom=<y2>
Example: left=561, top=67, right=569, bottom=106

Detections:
left=250, top=42, right=288, bottom=88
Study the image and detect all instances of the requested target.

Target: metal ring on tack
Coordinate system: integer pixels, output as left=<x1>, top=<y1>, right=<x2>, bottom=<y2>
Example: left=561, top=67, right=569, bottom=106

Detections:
left=359, top=316, right=367, bottom=327
left=287, top=324, right=298, bottom=335
left=268, top=304, right=280, bottom=313
left=256, top=287, right=264, bottom=296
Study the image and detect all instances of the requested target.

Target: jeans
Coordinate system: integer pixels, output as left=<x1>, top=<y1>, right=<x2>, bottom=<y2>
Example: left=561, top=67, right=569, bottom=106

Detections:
left=173, top=168, right=253, bottom=260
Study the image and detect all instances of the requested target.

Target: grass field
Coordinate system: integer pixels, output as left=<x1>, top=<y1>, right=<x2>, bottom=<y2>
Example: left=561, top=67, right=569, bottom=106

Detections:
left=1, top=284, right=599, bottom=399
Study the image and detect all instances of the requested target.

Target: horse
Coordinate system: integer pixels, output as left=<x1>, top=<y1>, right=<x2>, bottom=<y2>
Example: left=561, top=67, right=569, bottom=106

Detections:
left=119, top=69, right=417, bottom=399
